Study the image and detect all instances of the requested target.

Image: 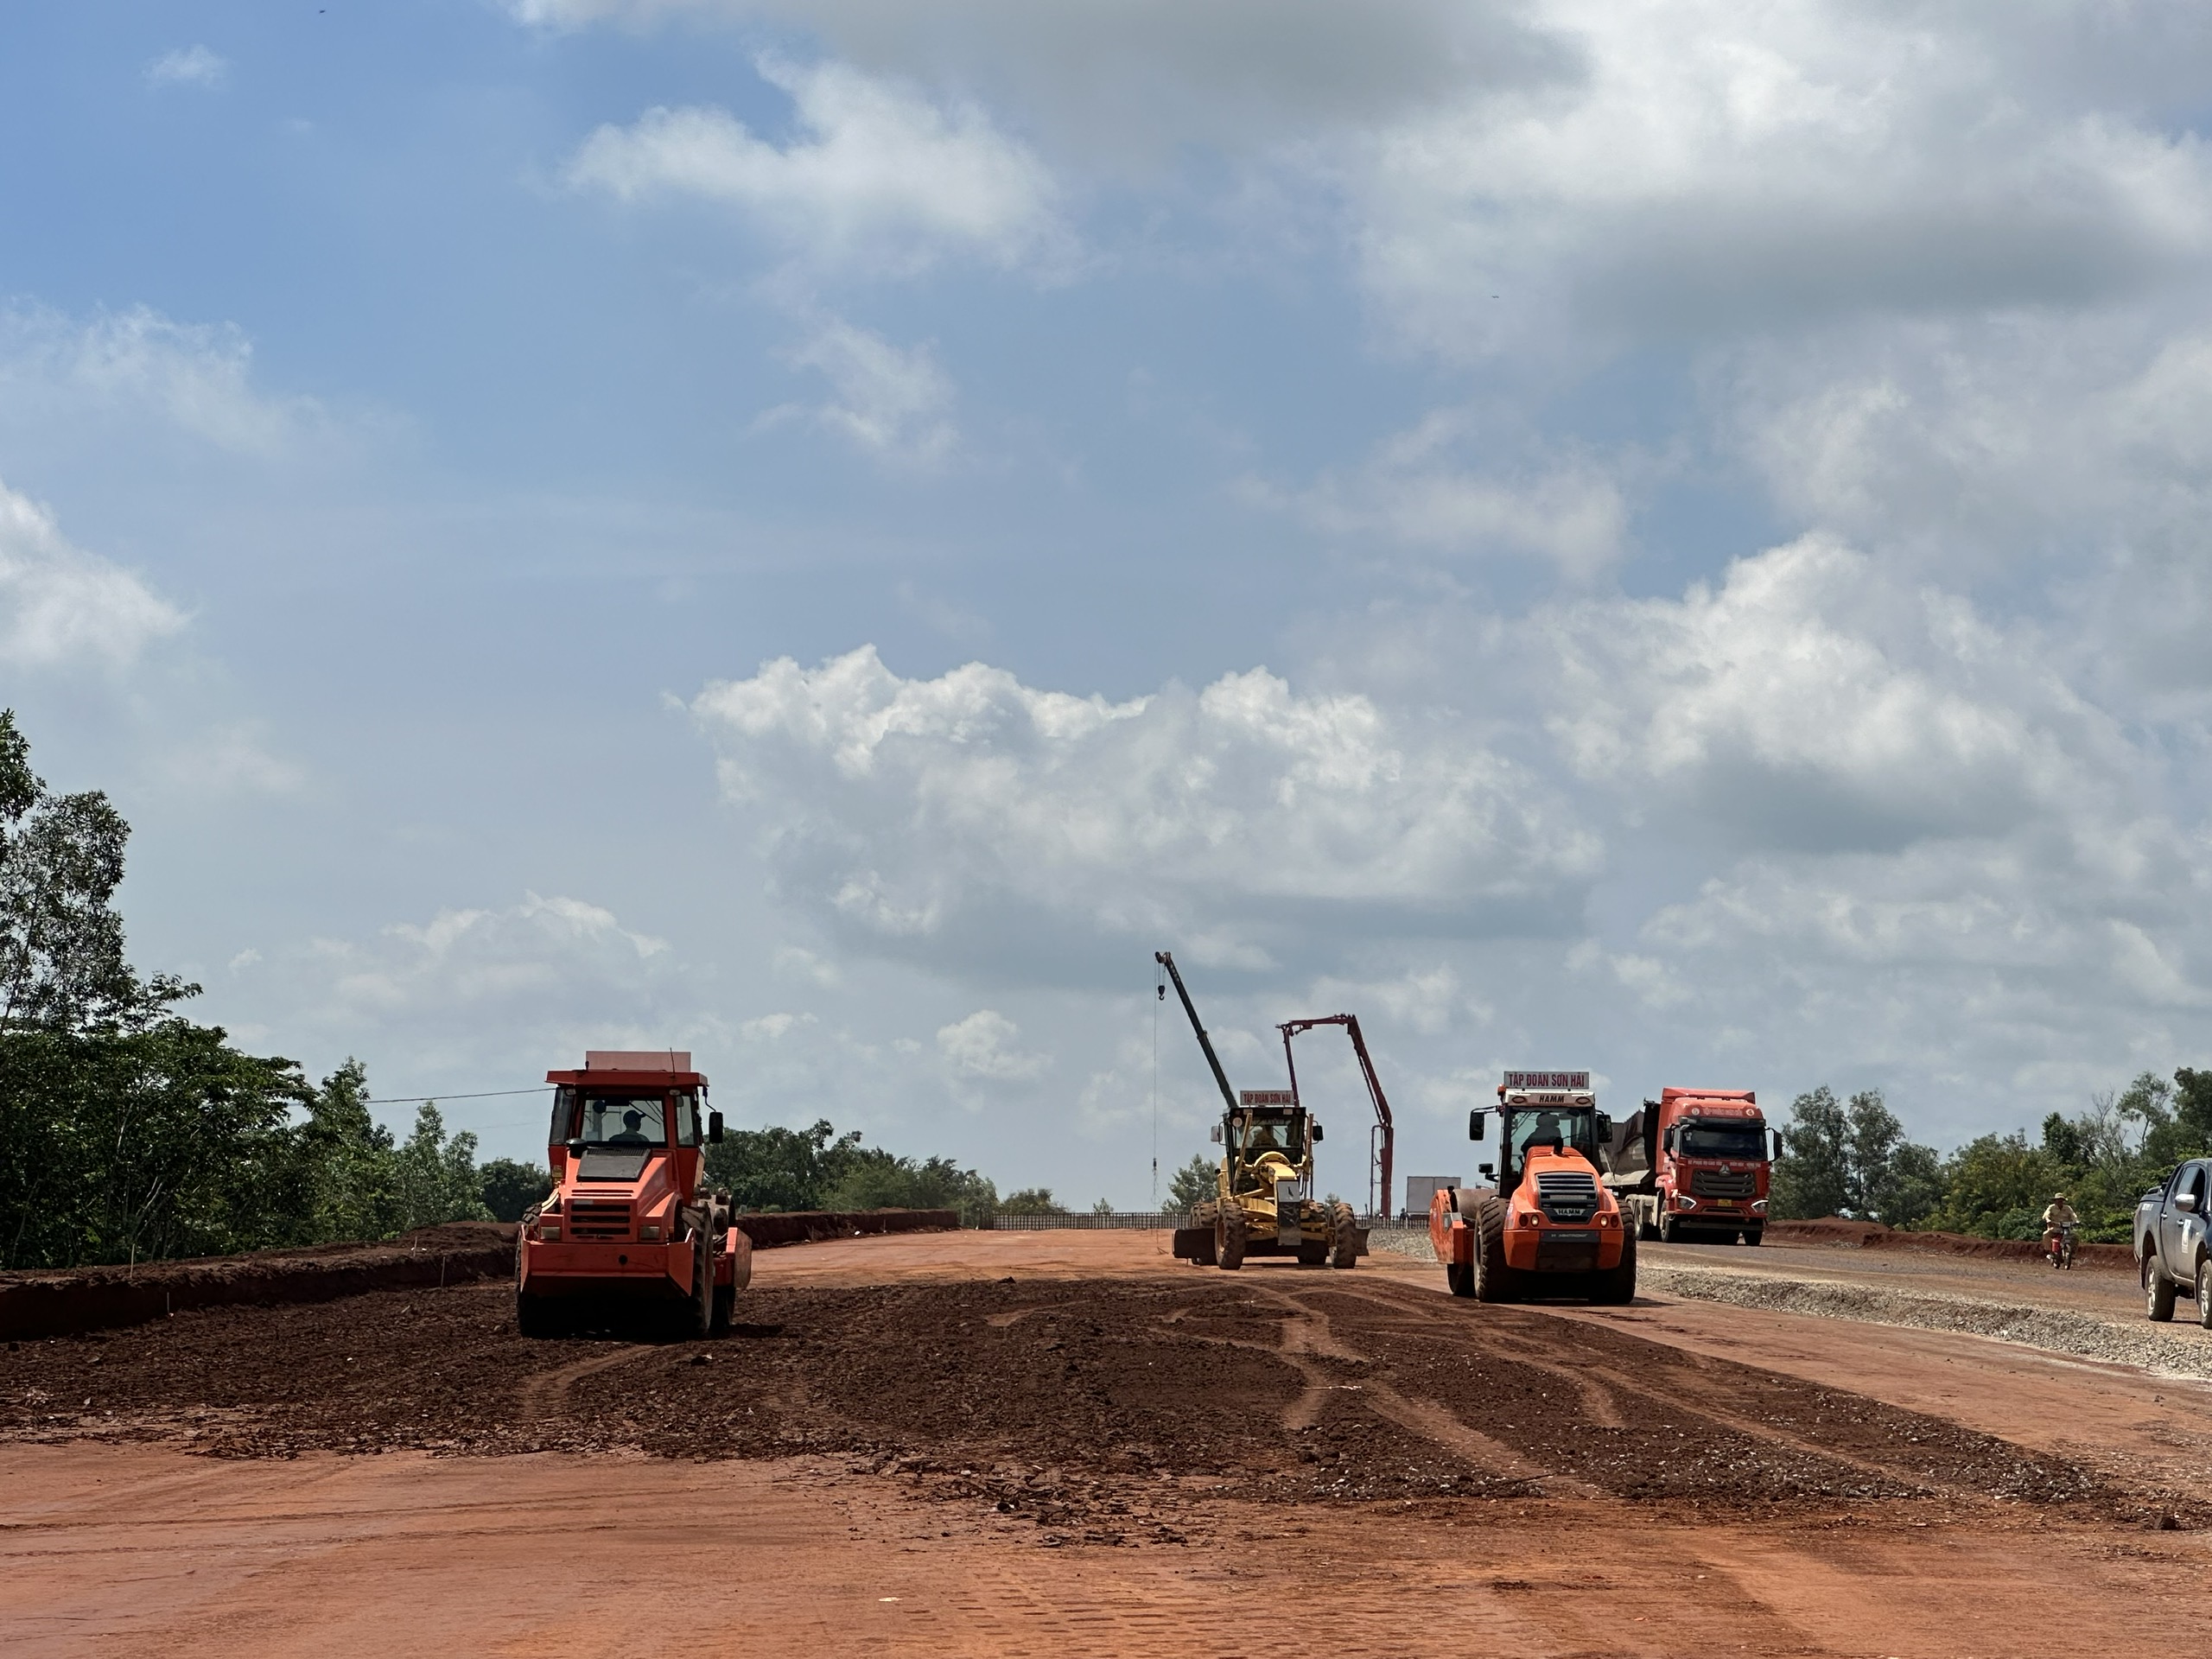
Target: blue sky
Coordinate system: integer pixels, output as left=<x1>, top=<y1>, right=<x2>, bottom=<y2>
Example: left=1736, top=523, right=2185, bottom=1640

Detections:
left=4, top=1, right=2209, bottom=1204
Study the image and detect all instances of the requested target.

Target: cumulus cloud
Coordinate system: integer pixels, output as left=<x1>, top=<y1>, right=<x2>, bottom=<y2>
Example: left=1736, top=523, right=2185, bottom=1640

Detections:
left=567, top=56, right=1061, bottom=271
left=0, top=304, right=327, bottom=458
left=691, top=645, right=1599, bottom=979
left=936, top=1007, right=1048, bottom=1083
left=146, top=46, right=228, bottom=88
left=1541, top=534, right=2132, bottom=853
left=1350, top=1, right=2212, bottom=358
left=0, top=480, right=184, bottom=671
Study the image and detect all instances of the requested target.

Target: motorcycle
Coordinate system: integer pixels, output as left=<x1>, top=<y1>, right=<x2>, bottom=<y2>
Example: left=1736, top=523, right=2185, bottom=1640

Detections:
left=2044, top=1223, right=2077, bottom=1269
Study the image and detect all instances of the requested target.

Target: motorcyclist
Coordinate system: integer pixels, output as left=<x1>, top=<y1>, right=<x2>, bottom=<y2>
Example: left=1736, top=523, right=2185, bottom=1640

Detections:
left=2042, top=1192, right=2078, bottom=1264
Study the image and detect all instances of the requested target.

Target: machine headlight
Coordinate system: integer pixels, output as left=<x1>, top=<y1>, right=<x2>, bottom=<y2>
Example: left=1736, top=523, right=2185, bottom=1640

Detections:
left=1676, top=1195, right=1699, bottom=1211
left=1517, top=1212, right=1542, bottom=1229
left=537, top=1224, right=561, bottom=1242
left=640, top=1224, right=662, bottom=1241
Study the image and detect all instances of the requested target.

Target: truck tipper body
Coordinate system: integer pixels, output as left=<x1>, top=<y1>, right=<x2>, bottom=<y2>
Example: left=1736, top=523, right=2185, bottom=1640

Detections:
left=1603, top=1087, right=1777, bottom=1244
left=516, top=1050, right=750, bottom=1336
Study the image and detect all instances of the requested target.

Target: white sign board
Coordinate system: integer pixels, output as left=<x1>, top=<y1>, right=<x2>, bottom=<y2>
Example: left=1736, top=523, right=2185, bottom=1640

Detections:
left=1502, top=1071, right=1589, bottom=1090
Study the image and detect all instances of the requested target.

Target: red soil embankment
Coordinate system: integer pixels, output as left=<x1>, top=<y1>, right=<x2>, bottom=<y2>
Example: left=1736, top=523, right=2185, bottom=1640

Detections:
left=1766, top=1217, right=2133, bottom=1270
left=0, top=1210, right=958, bottom=1339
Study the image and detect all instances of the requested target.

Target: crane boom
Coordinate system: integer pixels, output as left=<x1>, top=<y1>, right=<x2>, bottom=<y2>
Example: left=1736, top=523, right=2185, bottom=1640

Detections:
left=1154, top=950, right=1238, bottom=1116
left=1279, top=1014, right=1395, bottom=1219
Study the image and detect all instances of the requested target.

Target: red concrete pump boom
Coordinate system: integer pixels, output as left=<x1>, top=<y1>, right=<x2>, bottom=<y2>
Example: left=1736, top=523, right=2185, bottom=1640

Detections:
left=1279, top=1014, right=1395, bottom=1219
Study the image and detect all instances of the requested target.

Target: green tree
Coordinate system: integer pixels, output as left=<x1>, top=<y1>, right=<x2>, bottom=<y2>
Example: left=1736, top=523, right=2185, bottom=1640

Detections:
left=702, top=1118, right=866, bottom=1211
left=1000, top=1186, right=1067, bottom=1216
left=480, top=1158, right=552, bottom=1223
left=823, top=1147, right=997, bottom=1225
left=0, top=709, right=194, bottom=1033
left=1770, top=1087, right=1848, bottom=1218
left=389, top=1103, right=491, bottom=1232
left=1166, top=1153, right=1217, bottom=1215
left=1922, top=1133, right=2063, bottom=1238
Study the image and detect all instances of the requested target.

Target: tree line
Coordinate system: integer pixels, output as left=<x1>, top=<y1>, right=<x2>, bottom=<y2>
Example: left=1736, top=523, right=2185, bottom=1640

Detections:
left=1770, top=1071, right=2212, bottom=1242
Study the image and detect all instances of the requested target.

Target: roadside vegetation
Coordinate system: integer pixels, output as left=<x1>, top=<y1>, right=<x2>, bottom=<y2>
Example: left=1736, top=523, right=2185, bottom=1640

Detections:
left=1772, top=1072, right=2212, bottom=1243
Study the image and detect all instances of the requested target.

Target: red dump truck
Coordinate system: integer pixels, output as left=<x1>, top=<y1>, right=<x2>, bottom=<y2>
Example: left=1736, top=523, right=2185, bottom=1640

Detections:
left=516, top=1050, right=751, bottom=1336
left=1603, top=1086, right=1777, bottom=1244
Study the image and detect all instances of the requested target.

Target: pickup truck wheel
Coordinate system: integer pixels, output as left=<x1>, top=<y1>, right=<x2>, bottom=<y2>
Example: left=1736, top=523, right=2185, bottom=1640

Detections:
left=2145, top=1254, right=2177, bottom=1322
left=2196, top=1260, right=2212, bottom=1331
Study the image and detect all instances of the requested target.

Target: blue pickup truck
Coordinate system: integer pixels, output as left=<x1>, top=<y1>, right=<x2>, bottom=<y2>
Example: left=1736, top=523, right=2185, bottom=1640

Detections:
left=2135, top=1158, right=2212, bottom=1325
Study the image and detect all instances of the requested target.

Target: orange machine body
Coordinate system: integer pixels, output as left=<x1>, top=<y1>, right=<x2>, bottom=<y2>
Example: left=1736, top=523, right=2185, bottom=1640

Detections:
left=518, top=1051, right=750, bottom=1306
left=1427, top=1144, right=1629, bottom=1275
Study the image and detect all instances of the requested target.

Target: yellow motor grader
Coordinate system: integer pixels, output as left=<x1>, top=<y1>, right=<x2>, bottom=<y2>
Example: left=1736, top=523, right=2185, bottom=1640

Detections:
left=1158, top=950, right=1363, bottom=1270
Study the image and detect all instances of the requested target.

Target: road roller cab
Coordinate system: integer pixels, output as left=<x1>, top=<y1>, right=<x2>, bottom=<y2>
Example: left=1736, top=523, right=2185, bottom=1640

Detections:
left=515, top=1051, right=751, bottom=1336
left=1428, top=1071, right=1635, bottom=1304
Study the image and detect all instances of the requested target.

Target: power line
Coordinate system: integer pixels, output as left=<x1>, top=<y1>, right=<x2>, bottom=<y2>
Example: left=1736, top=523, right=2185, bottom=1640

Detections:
left=370, top=1085, right=552, bottom=1104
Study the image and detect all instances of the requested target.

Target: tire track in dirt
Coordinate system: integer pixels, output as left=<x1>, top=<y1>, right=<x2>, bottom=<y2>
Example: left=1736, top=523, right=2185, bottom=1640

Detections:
left=515, top=1347, right=653, bottom=1423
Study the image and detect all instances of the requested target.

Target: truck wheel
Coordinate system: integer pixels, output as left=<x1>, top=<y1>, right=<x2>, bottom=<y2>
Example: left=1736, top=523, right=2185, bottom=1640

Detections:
left=2196, top=1260, right=2212, bottom=1331
left=1329, top=1200, right=1360, bottom=1269
left=1658, top=1211, right=1680, bottom=1245
left=1742, top=1227, right=1763, bottom=1247
left=1218, top=1206, right=1247, bottom=1270
left=2145, top=1255, right=2177, bottom=1322
left=1446, top=1260, right=1473, bottom=1298
left=1592, top=1230, right=1637, bottom=1305
left=1637, top=1208, right=1659, bottom=1243
left=1472, top=1198, right=1517, bottom=1304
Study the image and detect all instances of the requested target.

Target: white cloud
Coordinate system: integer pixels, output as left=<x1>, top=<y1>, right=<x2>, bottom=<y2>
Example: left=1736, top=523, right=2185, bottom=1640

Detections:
left=567, top=56, right=1060, bottom=271
left=936, top=1007, right=1048, bottom=1082
left=769, top=313, right=958, bottom=467
left=1244, top=409, right=1630, bottom=581
left=146, top=46, right=228, bottom=88
left=1350, top=1, right=2212, bottom=358
left=0, top=480, right=184, bottom=671
left=512, top=0, right=1568, bottom=159
left=162, top=724, right=306, bottom=798
left=692, top=645, right=1599, bottom=977
left=1542, top=534, right=2129, bottom=852
left=0, top=304, right=327, bottom=458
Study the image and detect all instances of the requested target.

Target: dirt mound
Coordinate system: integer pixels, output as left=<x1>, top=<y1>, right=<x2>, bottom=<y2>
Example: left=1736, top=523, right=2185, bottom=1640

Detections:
left=1767, top=1217, right=2133, bottom=1270
left=1, top=1273, right=2114, bottom=1541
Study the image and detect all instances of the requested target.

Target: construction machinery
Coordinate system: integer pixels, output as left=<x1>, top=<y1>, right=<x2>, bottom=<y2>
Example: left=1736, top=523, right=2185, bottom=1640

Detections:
left=1603, top=1087, right=1777, bottom=1243
left=1157, top=950, right=1364, bottom=1270
left=1279, top=1014, right=1395, bottom=1224
left=515, top=1051, right=752, bottom=1337
left=1429, top=1071, right=1635, bottom=1303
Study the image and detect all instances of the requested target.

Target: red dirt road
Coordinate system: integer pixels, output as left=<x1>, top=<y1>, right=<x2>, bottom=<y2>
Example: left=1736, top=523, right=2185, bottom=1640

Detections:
left=5, top=1230, right=2208, bottom=1657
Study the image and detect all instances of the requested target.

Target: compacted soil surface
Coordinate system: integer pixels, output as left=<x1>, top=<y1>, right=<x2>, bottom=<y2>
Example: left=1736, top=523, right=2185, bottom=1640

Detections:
left=5, top=1230, right=2209, bottom=1656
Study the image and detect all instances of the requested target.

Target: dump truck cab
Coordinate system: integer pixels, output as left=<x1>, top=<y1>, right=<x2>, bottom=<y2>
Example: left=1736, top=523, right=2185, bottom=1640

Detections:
left=1603, top=1087, right=1775, bottom=1243
left=515, top=1050, right=750, bottom=1337
left=1429, top=1071, right=1635, bottom=1303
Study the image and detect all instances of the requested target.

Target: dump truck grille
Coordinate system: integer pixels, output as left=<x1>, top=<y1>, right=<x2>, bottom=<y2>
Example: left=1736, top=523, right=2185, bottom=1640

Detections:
left=1688, top=1168, right=1756, bottom=1198
left=1534, top=1171, right=1599, bottom=1221
left=567, top=1200, right=633, bottom=1240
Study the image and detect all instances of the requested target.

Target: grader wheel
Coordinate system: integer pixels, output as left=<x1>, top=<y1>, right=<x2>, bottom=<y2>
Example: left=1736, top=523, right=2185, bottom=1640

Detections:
left=1328, top=1199, right=1360, bottom=1269
left=1218, top=1205, right=1247, bottom=1270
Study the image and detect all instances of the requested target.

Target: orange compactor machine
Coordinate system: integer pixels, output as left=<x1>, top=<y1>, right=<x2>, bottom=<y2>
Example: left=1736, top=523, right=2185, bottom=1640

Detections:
left=516, top=1050, right=751, bottom=1337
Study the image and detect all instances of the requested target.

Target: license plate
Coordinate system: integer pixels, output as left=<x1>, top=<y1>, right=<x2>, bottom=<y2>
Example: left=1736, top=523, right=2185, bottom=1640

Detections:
left=1545, top=1230, right=1597, bottom=1245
